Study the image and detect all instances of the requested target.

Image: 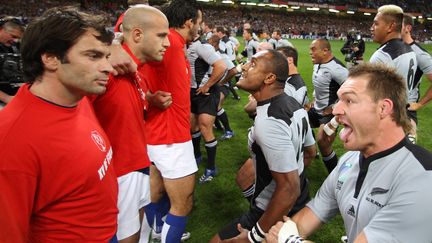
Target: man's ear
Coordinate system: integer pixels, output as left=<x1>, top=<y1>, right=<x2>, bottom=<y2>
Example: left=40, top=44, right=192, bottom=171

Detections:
left=41, top=53, right=59, bottom=71
left=287, top=57, right=294, bottom=65
left=263, top=73, right=276, bottom=85
left=380, top=98, right=394, bottom=119
left=183, top=19, right=193, bottom=29
left=132, top=28, right=144, bottom=43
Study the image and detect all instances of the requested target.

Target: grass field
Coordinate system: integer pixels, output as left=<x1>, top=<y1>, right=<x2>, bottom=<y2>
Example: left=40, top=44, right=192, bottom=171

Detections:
left=186, top=38, right=432, bottom=242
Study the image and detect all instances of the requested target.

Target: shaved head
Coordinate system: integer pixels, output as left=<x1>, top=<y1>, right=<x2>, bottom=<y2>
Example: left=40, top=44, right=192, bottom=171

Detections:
left=257, top=42, right=274, bottom=52
left=121, top=5, right=170, bottom=63
left=314, top=38, right=331, bottom=51
left=122, top=5, right=167, bottom=34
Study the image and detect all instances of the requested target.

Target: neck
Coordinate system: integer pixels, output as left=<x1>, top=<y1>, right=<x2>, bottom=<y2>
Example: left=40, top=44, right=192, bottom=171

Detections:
left=402, top=34, right=414, bottom=44
left=253, top=87, right=284, bottom=103
left=29, top=74, right=82, bottom=107
left=128, top=42, right=146, bottom=64
left=322, top=54, right=334, bottom=63
left=362, top=122, right=405, bottom=158
left=289, top=64, right=298, bottom=75
left=174, top=28, right=188, bottom=43
left=381, top=32, right=401, bottom=44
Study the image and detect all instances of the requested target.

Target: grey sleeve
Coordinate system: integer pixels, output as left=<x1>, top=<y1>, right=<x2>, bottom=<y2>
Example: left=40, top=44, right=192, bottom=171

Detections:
left=415, top=47, right=432, bottom=75
left=254, top=118, right=298, bottom=173
left=222, top=55, right=235, bottom=70
left=197, top=44, right=221, bottom=65
left=306, top=157, right=345, bottom=223
left=252, top=40, right=260, bottom=51
left=363, top=173, right=432, bottom=243
left=333, top=65, right=349, bottom=86
left=370, top=50, right=394, bottom=67
left=304, top=115, right=315, bottom=147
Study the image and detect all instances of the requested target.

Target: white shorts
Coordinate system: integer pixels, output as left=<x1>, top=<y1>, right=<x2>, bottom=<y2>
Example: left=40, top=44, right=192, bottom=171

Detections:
left=117, top=171, right=150, bottom=240
left=147, top=140, right=198, bottom=179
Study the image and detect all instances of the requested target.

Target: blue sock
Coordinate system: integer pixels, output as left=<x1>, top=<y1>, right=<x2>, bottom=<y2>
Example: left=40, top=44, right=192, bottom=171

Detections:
left=145, top=202, right=159, bottom=231
left=155, top=194, right=171, bottom=233
left=162, top=213, right=187, bottom=243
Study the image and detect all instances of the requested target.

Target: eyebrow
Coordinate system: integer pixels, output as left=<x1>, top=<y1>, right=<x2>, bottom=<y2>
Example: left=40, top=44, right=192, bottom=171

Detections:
left=82, top=49, right=109, bottom=57
left=339, top=91, right=357, bottom=97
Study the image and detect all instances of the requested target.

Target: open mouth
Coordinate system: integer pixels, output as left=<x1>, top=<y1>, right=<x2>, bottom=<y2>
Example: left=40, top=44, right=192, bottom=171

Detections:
left=339, top=122, right=353, bottom=143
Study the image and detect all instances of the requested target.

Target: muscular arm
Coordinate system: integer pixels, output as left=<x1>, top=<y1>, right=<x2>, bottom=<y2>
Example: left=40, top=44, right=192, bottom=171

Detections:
left=291, top=206, right=324, bottom=238
left=219, top=67, right=237, bottom=85
left=108, top=43, right=137, bottom=76
left=303, top=144, right=317, bottom=168
left=257, top=170, right=300, bottom=232
left=197, top=59, right=226, bottom=94
left=408, top=73, right=432, bottom=110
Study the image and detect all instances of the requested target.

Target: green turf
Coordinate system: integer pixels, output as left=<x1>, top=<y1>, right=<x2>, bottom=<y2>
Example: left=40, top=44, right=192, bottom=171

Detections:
left=187, top=38, right=432, bottom=242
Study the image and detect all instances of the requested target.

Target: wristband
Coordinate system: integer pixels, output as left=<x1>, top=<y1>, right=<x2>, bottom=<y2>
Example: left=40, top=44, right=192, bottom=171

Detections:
left=284, top=235, right=305, bottom=243
left=248, top=223, right=265, bottom=242
left=278, top=219, right=300, bottom=243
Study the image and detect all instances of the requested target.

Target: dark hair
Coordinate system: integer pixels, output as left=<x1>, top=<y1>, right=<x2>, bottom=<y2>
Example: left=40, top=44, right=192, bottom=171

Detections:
left=20, top=6, right=112, bottom=83
left=273, top=29, right=282, bottom=36
left=262, top=49, right=288, bottom=84
left=225, top=27, right=231, bottom=36
left=349, top=63, right=411, bottom=132
left=0, top=17, right=25, bottom=32
left=216, top=26, right=225, bottom=34
left=208, top=34, right=220, bottom=49
left=162, top=0, right=201, bottom=28
left=206, top=22, right=214, bottom=29
left=403, top=13, right=414, bottom=27
left=244, top=28, right=253, bottom=35
left=277, top=46, right=298, bottom=66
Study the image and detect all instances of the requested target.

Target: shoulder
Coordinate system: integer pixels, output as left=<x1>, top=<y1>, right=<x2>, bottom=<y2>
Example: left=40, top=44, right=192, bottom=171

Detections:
left=381, top=39, right=414, bottom=60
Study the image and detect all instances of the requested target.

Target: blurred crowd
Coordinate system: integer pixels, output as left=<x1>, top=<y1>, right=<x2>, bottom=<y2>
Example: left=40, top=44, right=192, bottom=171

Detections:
left=0, top=0, right=431, bottom=42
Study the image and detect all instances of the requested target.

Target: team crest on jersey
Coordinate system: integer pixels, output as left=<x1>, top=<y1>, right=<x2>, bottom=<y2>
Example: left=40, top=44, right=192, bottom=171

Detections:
left=91, top=130, right=106, bottom=152
left=337, top=162, right=352, bottom=190
left=347, top=205, right=356, bottom=218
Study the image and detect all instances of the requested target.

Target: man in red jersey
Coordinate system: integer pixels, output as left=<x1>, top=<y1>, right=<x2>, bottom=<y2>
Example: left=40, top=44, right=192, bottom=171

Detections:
left=92, top=6, right=170, bottom=243
left=140, top=0, right=203, bottom=242
left=0, top=7, right=118, bottom=242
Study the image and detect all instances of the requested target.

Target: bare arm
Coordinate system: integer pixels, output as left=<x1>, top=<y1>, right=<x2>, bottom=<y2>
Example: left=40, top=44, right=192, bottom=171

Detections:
left=0, top=90, right=14, bottom=104
left=219, top=67, right=237, bottom=85
left=244, top=94, right=257, bottom=117
left=291, top=207, right=323, bottom=238
left=196, top=59, right=226, bottom=95
left=108, top=43, right=137, bottom=76
left=408, top=73, right=432, bottom=111
left=257, top=170, right=300, bottom=232
left=303, top=144, right=317, bottom=168
left=353, top=232, right=368, bottom=243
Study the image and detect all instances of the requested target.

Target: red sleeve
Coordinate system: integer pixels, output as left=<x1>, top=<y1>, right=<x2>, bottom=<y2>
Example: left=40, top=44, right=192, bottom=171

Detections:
left=0, top=170, right=37, bottom=243
left=114, top=13, right=125, bottom=33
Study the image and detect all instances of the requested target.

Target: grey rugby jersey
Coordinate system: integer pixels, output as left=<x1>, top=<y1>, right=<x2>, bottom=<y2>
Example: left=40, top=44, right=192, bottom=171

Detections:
left=409, top=42, right=432, bottom=103
left=370, top=39, right=418, bottom=103
left=187, top=39, right=222, bottom=88
left=307, top=138, right=432, bottom=243
left=285, top=74, right=309, bottom=106
left=275, top=38, right=293, bottom=48
left=219, top=36, right=236, bottom=62
left=312, top=57, right=348, bottom=113
left=249, top=93, right=315, bottom=211
left=244, top=39, right=260, bottom=61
